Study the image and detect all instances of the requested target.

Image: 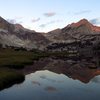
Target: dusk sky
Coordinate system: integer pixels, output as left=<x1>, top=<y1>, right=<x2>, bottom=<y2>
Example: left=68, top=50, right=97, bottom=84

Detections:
left=0, top=0, right=100, bottom=32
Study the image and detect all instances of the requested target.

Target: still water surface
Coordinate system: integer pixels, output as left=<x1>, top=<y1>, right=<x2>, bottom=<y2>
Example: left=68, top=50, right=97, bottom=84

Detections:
left=0, top=70, right=100, bottom=100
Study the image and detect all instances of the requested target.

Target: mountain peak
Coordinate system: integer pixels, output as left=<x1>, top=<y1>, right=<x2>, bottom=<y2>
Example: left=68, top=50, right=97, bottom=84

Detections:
left=70, top=19, right=92, bottom=28
left=14, top=24, right=24, bottom=30
left=79, top=19, right=89, bottom=23
left=68, top=19, right=100, bottom=32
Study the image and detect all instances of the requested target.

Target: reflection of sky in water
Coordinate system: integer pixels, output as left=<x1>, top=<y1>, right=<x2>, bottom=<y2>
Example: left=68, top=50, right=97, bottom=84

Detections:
left=0, top=70, right=100, bottom=100
left=91, top=76, right=100, bottom=83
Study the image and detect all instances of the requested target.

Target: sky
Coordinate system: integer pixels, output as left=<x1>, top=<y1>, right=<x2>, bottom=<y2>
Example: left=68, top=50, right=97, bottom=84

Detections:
left=0, top=0, right=100, bottom=32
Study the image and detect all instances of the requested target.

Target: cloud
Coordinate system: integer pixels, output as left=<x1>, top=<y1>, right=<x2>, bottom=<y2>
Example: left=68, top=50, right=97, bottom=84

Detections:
left=15, top=16, right=23, bottom=20
left=45, top=86, right=57, bottom=92
left=7, top=18, right=23, bottom=24
left=18, top=21, right=23, bottom=24
left=74, top=10, right=91, bottom=15
left=31, top=18, right=40, bottom=23
left=7, top=19, right=17, bottom=24
left=44, top=12, right=56, bottom=17
left=32, top=81, right=41, bottom=86
left=39, top=24, right=46, bottom=28
left=89, top=18, right=100, bottom=25
left=39, top=20, right=62, bottom=28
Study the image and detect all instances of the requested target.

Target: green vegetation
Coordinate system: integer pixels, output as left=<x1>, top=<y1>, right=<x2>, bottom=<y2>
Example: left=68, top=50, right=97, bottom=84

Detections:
left=0, top=69, right=25, bottom=90
left=0, top=48, right=70, bottom=69
left=46, top=51, right=69, bottom=57
left=0, top=48, right=48, bottom=69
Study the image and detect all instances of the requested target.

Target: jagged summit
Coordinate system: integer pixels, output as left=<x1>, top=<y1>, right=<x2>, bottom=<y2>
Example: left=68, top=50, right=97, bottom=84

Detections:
left=70, top=19, right=92, bottom=27
left=15, top=24, right=24, bottom=29
left=67, top=19, right=100, bottom=32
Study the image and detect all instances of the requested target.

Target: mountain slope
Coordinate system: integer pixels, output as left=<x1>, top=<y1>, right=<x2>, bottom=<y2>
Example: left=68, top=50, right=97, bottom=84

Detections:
left=62, top=19, right=100, bottom=39
left=44, top=19, right=100, bottom=43
left=0, top=16, right=50, bottom=50
left=44, top=19, right=100, bottom=51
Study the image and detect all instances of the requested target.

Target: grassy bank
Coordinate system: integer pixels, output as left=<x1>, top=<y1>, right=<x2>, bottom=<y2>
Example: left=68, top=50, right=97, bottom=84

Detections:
left=0, top=48, right=73, bottom=69
left=0, top=48, right=48, bottom=69
left=0, top=69, right=25, bottom=90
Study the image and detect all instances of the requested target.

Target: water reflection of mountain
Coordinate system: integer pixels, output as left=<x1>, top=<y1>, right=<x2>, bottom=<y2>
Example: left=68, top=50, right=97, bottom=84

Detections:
left=26, top=52, right=100, bottom=84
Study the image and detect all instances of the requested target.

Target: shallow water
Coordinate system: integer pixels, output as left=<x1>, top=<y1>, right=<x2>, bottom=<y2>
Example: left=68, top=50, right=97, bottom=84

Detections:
left=0, top=70, right=100, bottom=100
